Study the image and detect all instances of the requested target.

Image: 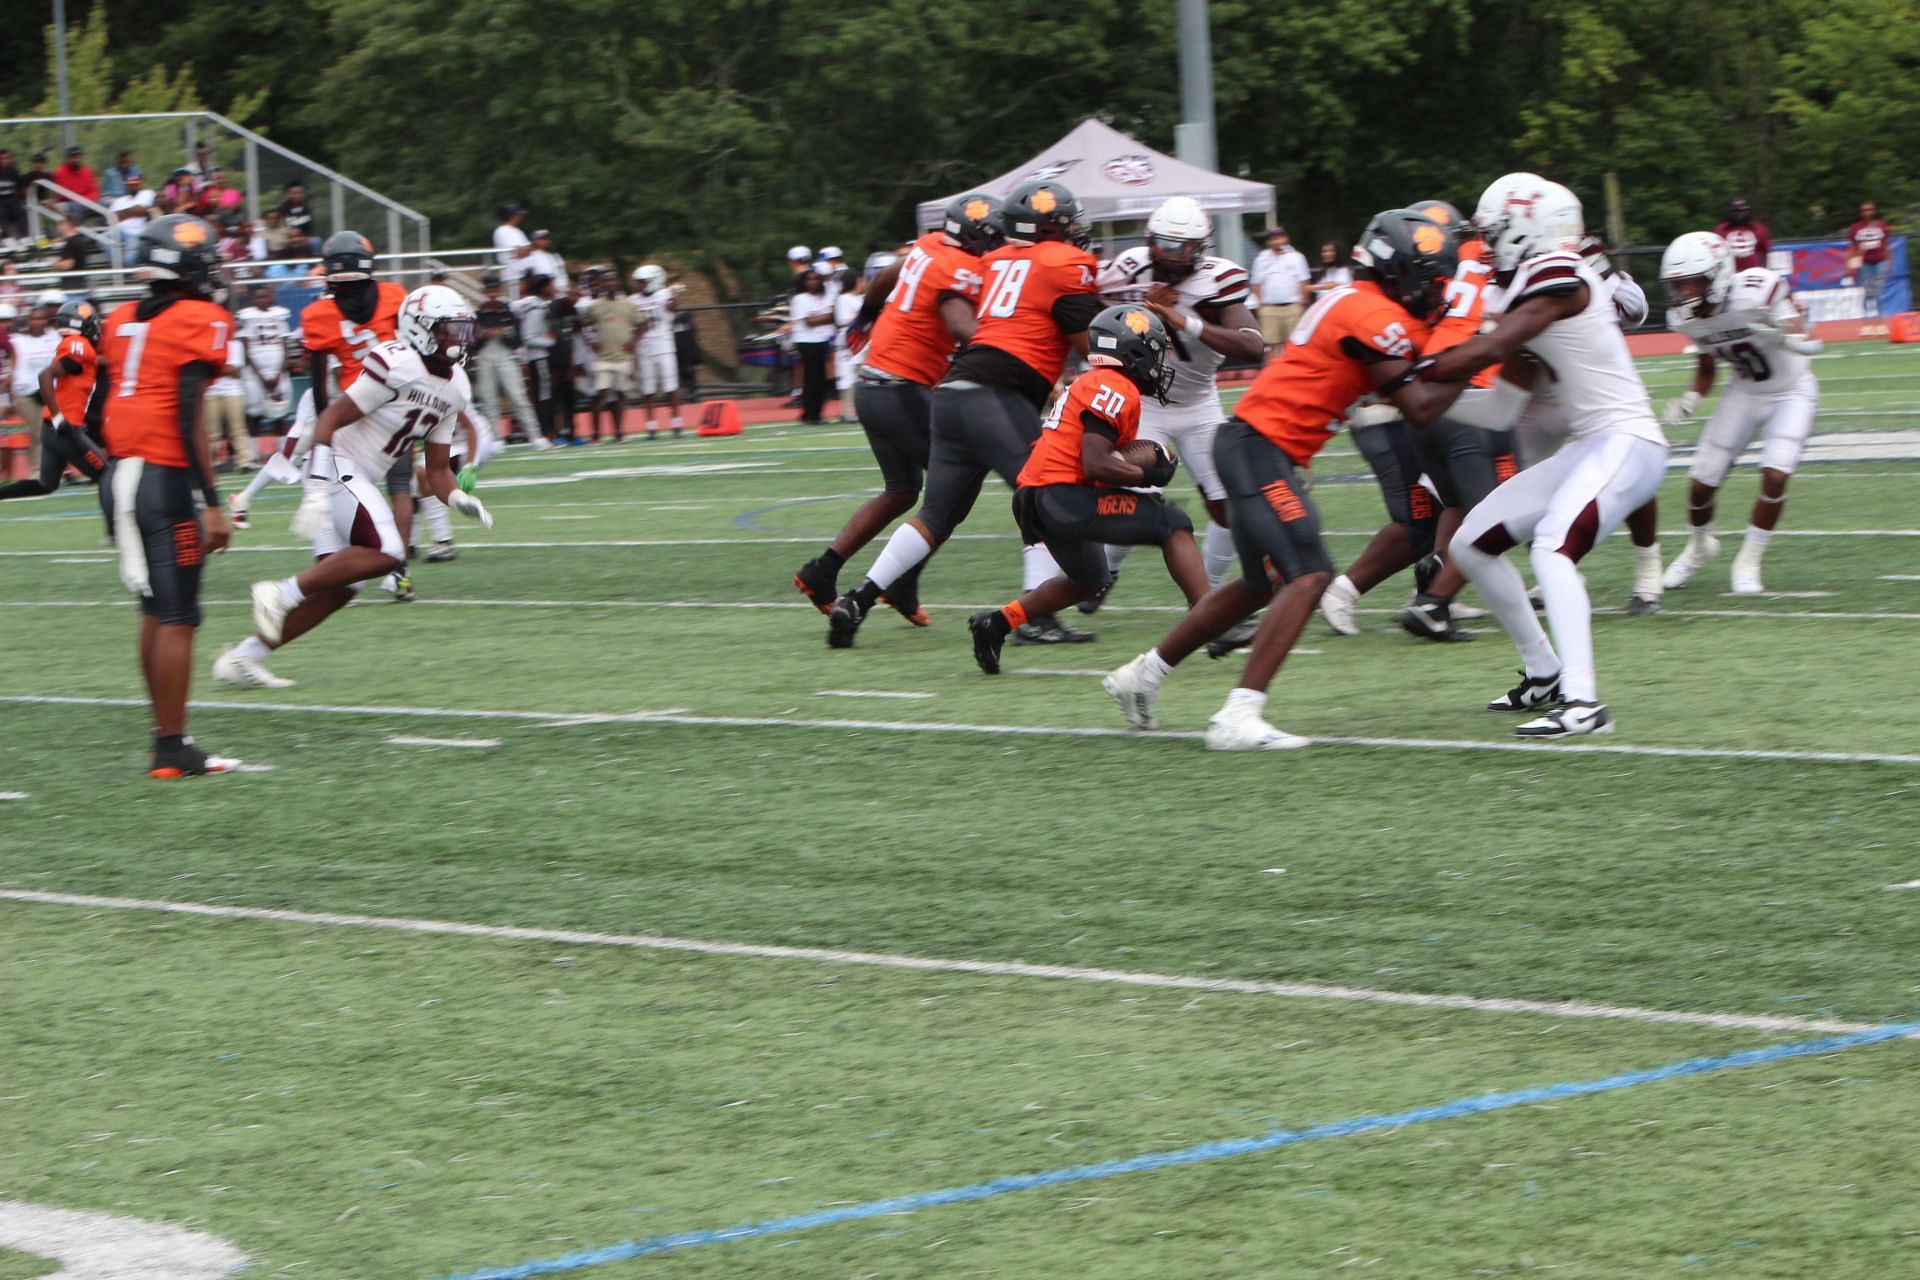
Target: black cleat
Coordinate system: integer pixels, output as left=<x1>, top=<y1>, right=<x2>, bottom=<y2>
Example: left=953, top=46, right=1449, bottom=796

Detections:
left=1625, top=594, right=1661, bottom=617
left=1487, top=670, right=1562, bottom=712
left=1013, top=616, right=1094, bottom=645
left=1077, top=571, right=1119, bottom=615
left=1205, top=619, right=1259, bottom=660
left=967, top=611, right=1006, bottom=675
left=879, top=563, right=930, bottom=627
left=1400, top=599, right=1474, bottom=642
left=826, top=593, right=865, bottom=648
left=1414, top=552, right=1443, bottom=597
left=793, top=557, right=838, bottom=614
left=149, top=737, right=234, bottom=779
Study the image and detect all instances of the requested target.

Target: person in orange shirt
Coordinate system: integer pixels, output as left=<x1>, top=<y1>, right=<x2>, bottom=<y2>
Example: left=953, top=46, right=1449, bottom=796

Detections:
left=0, top=299, right=109, bottom=502
left=791, top=193, right=1000, bottom=620
left=829, top=178, right=1104, bottom=649
left=1102, top=209, right=1469, bottom=750
left=966, top=305, right=1210, bottom=674
left=97, top=215, right=238, bottom=777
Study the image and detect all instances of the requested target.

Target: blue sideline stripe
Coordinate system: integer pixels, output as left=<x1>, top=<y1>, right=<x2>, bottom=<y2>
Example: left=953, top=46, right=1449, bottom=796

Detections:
left=435, top=1020, right=1920, bottom=1279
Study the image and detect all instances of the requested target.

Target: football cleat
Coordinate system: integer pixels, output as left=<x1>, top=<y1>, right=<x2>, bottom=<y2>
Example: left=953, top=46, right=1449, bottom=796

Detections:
left=826, top=593, right=865, bottom=648
left=967, top=611, right=1006, bottom=675
left=1319, top=585, right=1361, bottom=636
left=426, top=541, right=458, bottom=563
left=1487, top=670, right=1562, bottom=712
left=1204, top=701, right=1310, bottom=752
left=213, top=645, right=295, bottom=690
left=1625, top=594, right=1662, bottom=616
left=792, top=556, right=838, bottom=614
left=380, top=571, right=416, bottom=602
left=879, top=563, right=930, bottom=627
left=1413, top=552, right=1442, bottom=597
left=1662, top=533, right=1720, bottom=589
left=1205, top=619, right=1259, bottom=660
left=149, top=737, right=236, bottom=779
left=1514, top=699, right=1614, bottom=739
left=1400, top=599, right=1473, bottom=642
left=1013, top=617, right=1094, bottom=645
left=1077, top=572, right=1118, bottom=615
left=250, top=579, right=292, bottom=646
left=229, top=492, right=251, bottom=530
left=1730, top=553, right=1765, bottom=595
left=1102, top=654, right=1162, bottom=730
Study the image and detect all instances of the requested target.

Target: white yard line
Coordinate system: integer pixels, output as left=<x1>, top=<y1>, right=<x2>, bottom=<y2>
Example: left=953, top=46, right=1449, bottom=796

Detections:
left=5, top=693, right=1917, bottom=766
left=1886, top=879, right=1920, bottom=891
left=385, top=735, right=503, bottom=748
left=814, top=690, right=936, bottom=700
left=0, top=1200, right=248, bottom=1280
left=0, top=889, right=1877, bottom=1036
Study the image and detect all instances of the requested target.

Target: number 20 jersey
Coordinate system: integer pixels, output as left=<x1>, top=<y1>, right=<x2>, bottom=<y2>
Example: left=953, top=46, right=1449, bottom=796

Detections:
left=1665, top=267, right=1812, bottom=395
left=335, top=339, right=470, bottom=479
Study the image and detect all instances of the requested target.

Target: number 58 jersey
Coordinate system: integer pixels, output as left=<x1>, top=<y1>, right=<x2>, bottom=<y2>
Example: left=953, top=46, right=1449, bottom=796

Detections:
left=335, top=339, right=470, bottom=477
left=1666, top=268, right=1813, bottom=394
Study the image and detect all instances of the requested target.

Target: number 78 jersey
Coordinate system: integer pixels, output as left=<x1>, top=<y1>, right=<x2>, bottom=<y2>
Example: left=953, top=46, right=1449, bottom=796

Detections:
left=1666, top=267, right=1813, bottom=393
left=335, top=340, right=470, bottom=477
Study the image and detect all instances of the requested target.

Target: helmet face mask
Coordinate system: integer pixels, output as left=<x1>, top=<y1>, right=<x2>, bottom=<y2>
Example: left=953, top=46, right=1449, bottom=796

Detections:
left=1659, top=231, right=1734, bottom=321
left=399, top=284, right=478, bottom=368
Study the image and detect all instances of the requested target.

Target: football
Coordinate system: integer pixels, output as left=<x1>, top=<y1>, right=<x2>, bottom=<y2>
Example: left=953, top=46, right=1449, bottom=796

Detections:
left=1119, top=440, right=1170, bottom=468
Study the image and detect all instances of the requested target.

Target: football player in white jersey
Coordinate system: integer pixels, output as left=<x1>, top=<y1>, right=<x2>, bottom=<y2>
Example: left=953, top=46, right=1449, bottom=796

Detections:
left=1092, top=197, right=1263, bottom=604
left=1656, top=232, right=1821, bottom=594
left=630, top=264, right=684, bottom=438
left=1415, top=175, right=1670, bottom=738
left=213, top=286, right=493, bottom=688
left=415, top=407, right=500, bottom=562
left=235, top=282, right=295, bottom=458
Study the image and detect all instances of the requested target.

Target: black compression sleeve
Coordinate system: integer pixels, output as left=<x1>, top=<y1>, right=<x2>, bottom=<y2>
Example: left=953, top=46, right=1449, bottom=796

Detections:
left=1080, top=409, right=1119, bottom=441
left=176, top=361, right=219, bottom=504
left=1050, top=293, right=1103, bottom=335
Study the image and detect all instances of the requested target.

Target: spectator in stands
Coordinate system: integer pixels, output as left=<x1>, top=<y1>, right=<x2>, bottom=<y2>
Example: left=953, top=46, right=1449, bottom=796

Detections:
left=1249, top=225, right=1311, bottom=360
left=160, top=167, right=196, bottom=213
left=1307, top=240, right=1352, bottom=294
left=126, top=173, right=153, bottom=209
left=0, top=151, right=24, bottom=248
left=788, top=266, right=836, bottom=425
left=198, top=169, right=244, bottom=221
left=0, top=262, right=24, bottom=305
left=277, top=180, right=314, bottom=240
left=515, top=273, right=557, bottom=443
left=22, top=154, right=51, bottom=206
left=51, top=147, right=99, bottom=213
left=526, top=228, right=568, bottom=289
left=217, top=219, right=250, bottom=263
left=547, top=275, right=582, bottom=443
left=53, top=217, right=93, bottom=290
left=254, top=208, right=289, bottom=259
left=472, top=271, right=541, bottom=444
left=102, top=151, right=140, bottom=200
left=493, top=203, right=532, bottom=287
left=832, top=268, right=865, bottom=422
left=1848, top=200, right=1892, bottom=335
left=111, top=195, right=148, bottom=247
left=1715, top=197, right=1771, bottom=271
left=266, top=228, right=314, bottom=278
left=583, top=271, right=640, bottom=443
left=192, top=142, right=214, bottom=178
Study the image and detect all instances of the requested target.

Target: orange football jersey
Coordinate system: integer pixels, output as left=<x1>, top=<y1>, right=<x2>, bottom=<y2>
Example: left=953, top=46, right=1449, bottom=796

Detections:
left=100, top=297, right=233, bottom=467
left=967, top=239, right=1099, bottom=385
left=1427, top=241, right=1500, bottom=388
left=47, top=332, right=100, bottom=426
left=1018, top=367, right=1141, bottom=488
left=1233, top=280, right=1431, bottom=467
left=301, top=280, right=406, bottom=388
left=865, top=232, right=984, bottom=387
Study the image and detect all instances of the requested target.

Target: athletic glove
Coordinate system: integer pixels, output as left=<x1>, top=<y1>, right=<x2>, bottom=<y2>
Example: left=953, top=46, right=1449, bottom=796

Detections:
left=1138, top=442, right=1179, bottom=489
left=449, top=490, right=493, bottom=528
left=457, top=464, right=479, bottom=494
left=1661, top=390, right=1703, bottom=427
left=290, top=443, right=335, bottom=539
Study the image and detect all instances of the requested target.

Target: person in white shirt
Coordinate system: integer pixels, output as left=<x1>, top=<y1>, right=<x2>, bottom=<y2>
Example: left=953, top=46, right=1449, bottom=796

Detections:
left=1248, top=225, right=1312, bottom=359
left=788, top=268, right=837, bottom=425
left=630, top=263, right=684, bottom=437
left=5, top=300, right=60, bottom=482
left=1306, top=241, right=1353, bottom=294
left=525, top=229, right=568, bottom=291
left=831, top=270, right=866, bottom=422
left=492, top=203, right=532, bottom=288
left=203, top=321, right=248, bottom=472
left=235, top=282, right=295, bottom=457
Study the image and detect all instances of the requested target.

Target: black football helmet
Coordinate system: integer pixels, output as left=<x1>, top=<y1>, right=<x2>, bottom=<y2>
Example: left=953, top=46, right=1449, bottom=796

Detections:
left=322, top=230, right=377, bottom=281
left=133, top=215, right=222, bottom=293
left=943, top=192, right=1005, bottom=256
left=1003, top=179, right=1089, bottom=249
left=1086, top=304, right=1174, bottom=403
left=1352, top=208, right=1459, bottom=323
left=55, top=297, right=102, bottom=343
left=1411, top=197, right=1472, bottom=243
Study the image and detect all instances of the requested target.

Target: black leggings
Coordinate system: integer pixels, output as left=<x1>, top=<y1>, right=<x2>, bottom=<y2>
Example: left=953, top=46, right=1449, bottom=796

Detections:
left=796, top=343, right=830, bottom=423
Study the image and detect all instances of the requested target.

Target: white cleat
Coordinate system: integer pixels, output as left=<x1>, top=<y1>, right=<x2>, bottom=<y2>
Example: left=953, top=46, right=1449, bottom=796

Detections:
left=250, top=580, right=293, bottom=646
left=1730, top=555, right=1765, bottom=595
left=1515, top=699, right=1615, bottom=739
left=1662, top=534, right=1720, bottom=590
left=1318, top=585, right=1361, bottom=636
left=213, top=645, right=295, bottom=689
left=1204, top=701, right=1310, bottom=752
left=229, top=492, right=251, bottom=530
left=1102, top=655, right=1162, bottom=730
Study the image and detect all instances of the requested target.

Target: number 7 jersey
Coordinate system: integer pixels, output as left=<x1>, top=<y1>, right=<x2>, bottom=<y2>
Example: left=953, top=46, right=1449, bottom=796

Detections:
left=335, top=339, right=470, bottom=478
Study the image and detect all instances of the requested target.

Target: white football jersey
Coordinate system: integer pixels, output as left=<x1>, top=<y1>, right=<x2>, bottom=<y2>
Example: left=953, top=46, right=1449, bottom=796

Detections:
left=1666, top=267, right=1811, bottom=393
left=1097, top=250, right=1251, bottom=409
left=338, top=339, right=470, bottom=477
left=631, top=290, right=677, bottom=357
left=236, top=305, right=293, bottom=381
left=1498, top=251, right=1665, bottom=446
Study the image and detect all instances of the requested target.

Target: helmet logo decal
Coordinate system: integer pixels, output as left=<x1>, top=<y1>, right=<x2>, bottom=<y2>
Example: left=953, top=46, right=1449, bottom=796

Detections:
left=76, top=303, right=93, bottom=318
left=964, top=197, right=992, bottom=221
left=171, top=220, right=210, bottom=246
left=1030, top=188, right=1058, bottom=215
left=1103, top=154, right=1156, bottom=186
left=1122, top=309, right=1151, bottom=335
left=1412, top=223, right=1446, bottom=254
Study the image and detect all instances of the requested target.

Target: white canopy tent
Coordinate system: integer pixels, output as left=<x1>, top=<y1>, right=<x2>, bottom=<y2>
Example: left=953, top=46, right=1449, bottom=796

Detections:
left=915, top=118, right=1274, bottom=233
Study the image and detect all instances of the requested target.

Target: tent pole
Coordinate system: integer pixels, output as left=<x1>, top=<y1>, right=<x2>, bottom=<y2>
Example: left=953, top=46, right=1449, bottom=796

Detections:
left=1175, top=0, right=1246, bottom=266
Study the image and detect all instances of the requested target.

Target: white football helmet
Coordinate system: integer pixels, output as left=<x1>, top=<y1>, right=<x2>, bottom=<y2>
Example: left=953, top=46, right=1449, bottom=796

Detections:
left=632, top=263, right=668, bottom=294
left=398, top=284, right=477, bottom=365
left=1659, top=232, right=1735, bottom=320
left=1145, top=196, right=1211, bottom=279
left=1473, top=173, right=1584, bottom=275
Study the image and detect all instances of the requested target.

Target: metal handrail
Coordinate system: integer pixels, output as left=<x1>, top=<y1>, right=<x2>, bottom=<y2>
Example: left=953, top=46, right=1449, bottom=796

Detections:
left=23, top=177, right=123, bottom=271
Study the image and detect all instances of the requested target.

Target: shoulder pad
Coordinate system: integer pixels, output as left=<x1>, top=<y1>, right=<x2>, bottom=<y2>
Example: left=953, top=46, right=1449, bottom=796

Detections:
left=1510, top=252, right=1586, bottom=299
left=1198, top=257, right=1251, bottom=305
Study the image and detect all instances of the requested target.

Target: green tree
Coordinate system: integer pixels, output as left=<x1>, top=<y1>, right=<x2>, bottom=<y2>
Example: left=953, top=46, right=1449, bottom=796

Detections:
left=1775, top=0, right=1920, bottom=231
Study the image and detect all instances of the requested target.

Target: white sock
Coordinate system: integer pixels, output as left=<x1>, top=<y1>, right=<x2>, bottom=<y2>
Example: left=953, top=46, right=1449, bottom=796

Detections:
left=1326, top=573, right=1360, bottom=604
left=1741, top=524, right=1773, bottom=557
left=671, top=415, right=683, bottom=429
left=1689, top=521, right=1713, bottom=547
left=1105, top=542, right=1136, bottom=574
left=421, top=495, right=451, bottom=543
left=1224, top=687, right=1267, bottom=711
left=238, top=467, right=276, bottom=502
left=1203, top=522, right=1237, bottom=586
left=1141, top=648, right=1173, bottom=683
left=1455, top=538, right=1559, bottom=679
left=1022, top=542, right=1061, bottom=592
left=864, top=523, right=931, bottom=591
left=1633, top=544, right=1663, bottom=598
left=234, top=635, right=272, bottom=661
left=278, top=576, right=306, bottom=608
left=1531, top=546, right=1596, bottom=702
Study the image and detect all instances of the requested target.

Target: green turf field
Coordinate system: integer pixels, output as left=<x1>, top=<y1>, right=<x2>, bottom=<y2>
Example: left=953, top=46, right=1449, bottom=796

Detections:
left=1, top=343, right=1917, bottom=1278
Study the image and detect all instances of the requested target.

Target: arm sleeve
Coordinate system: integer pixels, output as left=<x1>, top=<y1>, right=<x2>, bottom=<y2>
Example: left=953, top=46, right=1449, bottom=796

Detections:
left=1079, top=407, right=1119, bottom=442
left=176, top=361, right=217, bottom=495
left=1050, top=292, right=1103, bottom=335
left=1610, top=275, right=1649, bottom=327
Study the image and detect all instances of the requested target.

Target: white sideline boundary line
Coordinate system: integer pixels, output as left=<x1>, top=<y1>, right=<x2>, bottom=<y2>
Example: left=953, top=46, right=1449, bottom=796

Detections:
left=5, top=693, right=1918, bottom=765
left=0, top=889, right=1877, bottom=1037
left=0, top=1199, right=249, bottom=1280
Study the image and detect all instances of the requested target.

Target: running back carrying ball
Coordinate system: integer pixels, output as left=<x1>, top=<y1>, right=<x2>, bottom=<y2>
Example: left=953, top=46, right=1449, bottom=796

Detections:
left=1119, top=438, right=1176, bottom=480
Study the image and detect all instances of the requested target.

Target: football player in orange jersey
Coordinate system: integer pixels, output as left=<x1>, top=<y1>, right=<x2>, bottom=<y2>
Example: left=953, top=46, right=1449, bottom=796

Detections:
left=1103, top=210, right=1469, bottom=749
left=790, top=193, right=1000, bottom=619
left=967, top=306, right=1210, bottom=674
left=97, top=215, right=239, bottom=777
left=0, top=298, right=109, bottom=501
left=828, top=178, right=1104, bottom=649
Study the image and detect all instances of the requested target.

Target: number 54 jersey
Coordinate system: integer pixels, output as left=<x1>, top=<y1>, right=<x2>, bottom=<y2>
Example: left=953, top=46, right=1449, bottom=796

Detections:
left=301, top=281, right=406, bottom=390
left=1666, top=267, right=1814, bottom=394
left=336, top=339, right=470, bottom=478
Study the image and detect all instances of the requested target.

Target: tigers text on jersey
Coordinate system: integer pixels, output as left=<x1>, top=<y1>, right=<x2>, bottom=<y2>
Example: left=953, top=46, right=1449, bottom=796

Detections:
left=1497, top=252, right=1666, bottom=447
left=1018, top=367, right=1142, bottom=488
left=100, top=296, right=233, bottom=467
left=301, top=282, right=406, bottom=389
left=336, top=340, right=470, bottom=479
left=1232, top=280, right=1429, bottom=467
left=632, top=289, right=677, bottom=358
left=948, top=239, right=1100, bottom=398
left=866, top=232, right=984, bottom=387
left=236, top=304, right=293, bottom=381
left=1096, top=250, right=1250, bottom=408
left=1666, top=268, right=1812, bottom=392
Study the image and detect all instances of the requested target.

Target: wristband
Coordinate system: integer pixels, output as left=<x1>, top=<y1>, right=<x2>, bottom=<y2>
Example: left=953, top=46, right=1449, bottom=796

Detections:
left=1182, top=312, right=1204, bottom=340
left=1380, top=360, right=1430, bottom=396
left=307, top=443, right=335, bottom=478
left=203, top=488, right=222, bottom=508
